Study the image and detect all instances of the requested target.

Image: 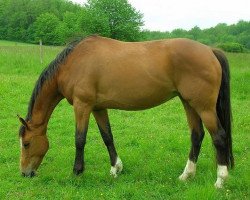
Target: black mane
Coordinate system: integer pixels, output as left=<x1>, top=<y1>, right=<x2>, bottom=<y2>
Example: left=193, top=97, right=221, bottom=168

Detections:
left=19, top=39, right=81, bottom=136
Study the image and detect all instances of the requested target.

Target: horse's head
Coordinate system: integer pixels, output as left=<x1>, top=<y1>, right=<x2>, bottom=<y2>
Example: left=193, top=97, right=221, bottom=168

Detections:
left=18, top=116, right=49, bottom=177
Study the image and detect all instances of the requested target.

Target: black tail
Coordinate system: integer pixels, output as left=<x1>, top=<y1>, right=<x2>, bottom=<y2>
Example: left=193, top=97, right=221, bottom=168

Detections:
left=213, top=49, right=234, bottom=169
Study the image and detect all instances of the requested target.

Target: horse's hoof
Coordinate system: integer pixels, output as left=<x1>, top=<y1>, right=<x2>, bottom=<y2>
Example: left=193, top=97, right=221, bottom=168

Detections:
left=73, top=169, right=83, bottom=175
left=178, top=171, right=195, bottom=181
left=73, top=164, right=84, bottom=175
left=110, top=157, right=123, bottom=178
left=179, top=173, right=188, bottom=181
left=214, top=177, right=224, bottom=189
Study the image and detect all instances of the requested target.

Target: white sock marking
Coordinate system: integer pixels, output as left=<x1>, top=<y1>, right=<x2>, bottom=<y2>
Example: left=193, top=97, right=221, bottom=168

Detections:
left=214, top=165, right=228, bottom=188
left=110, top=157, right=123, bottom=178
left=179, top=159, right=196, bottom=181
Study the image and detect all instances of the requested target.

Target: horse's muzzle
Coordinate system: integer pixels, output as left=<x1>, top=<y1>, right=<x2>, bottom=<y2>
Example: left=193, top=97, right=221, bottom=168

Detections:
left=22, top=171, right=36, bottom=177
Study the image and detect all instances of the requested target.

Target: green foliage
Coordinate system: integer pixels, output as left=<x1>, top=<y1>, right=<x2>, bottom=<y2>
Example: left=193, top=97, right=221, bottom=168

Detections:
left=143, top=21, right=250, bottom=51
left=142, top=31, right=171, bottom=41
left=61, top=11, right=83, bottom=41
left=171, top=28, right=189, bottom=38
left=32, top=13, right=62, bottom=45
left=86, top=0, right=144, bottom=41
left=0, top=41, right=250, bottom=199
left=0, top=0, right=249, bottom=49
left=78, top=8, right=111, bottom=37
left=237, top=31, right=250, bottom=49
left=217, top=42, right=245, bottom=53
left=0, top=0, right=81, bottom=43
left=189, top=26, right=202, bottom=40
left=0, top=0, right=143, bottom=44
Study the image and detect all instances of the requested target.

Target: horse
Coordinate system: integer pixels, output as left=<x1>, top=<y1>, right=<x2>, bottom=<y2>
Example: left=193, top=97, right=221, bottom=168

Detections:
left=18, top=35, right=233, bottom=188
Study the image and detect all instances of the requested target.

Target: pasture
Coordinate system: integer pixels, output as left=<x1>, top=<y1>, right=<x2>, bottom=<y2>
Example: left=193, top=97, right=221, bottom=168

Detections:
left=0, top=40, right=249, bottom=199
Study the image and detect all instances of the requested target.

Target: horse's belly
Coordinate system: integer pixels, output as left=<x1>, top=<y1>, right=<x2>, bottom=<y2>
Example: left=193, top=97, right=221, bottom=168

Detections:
left=91, top=58, right=176, bottom=110
left=95, top=84, right=176, bottom=111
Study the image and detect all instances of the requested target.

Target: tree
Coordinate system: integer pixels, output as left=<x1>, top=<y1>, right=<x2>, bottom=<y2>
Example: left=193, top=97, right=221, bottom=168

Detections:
left=32, top=13, right=63, bottom=45
left=0, top=0, right=83, bottom=43
left=171, top=28, right=188, bottom=38
left=237, top=31, right=250, bottom=49
left=78, top=9, right=111, bottom=37
left=85, top=0, right=144, bottom=41
left=142, top=30, right=171, bottom=41
left=189, top=26, right=202, bottom=40
left=62, top=11, right=83, bottom=41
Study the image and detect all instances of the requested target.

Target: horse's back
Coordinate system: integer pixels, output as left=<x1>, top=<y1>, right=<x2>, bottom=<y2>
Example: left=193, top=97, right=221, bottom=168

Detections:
left=84, top=37, right=177, bottom=109
left=58, top=36, right=221, bottom=111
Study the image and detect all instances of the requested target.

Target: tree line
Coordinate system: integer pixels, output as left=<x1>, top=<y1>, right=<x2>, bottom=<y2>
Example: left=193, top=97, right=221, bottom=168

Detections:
left=0, top=0, right=249, bottom=52
left=0, top=0, right=143, bottom=44
left=143, top=21, right=250, bottom=52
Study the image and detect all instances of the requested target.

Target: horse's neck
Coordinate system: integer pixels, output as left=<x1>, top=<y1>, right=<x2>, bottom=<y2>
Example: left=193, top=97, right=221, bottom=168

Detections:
left=30, top=80, right=62, bottom=128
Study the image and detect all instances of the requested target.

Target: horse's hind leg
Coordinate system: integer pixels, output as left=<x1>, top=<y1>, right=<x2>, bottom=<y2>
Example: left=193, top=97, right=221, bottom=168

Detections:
left=199, top=110, right=229, bottom=188
left=179, top=100, right=205, bottom=181
left=93, top=109, right=123, bottom=178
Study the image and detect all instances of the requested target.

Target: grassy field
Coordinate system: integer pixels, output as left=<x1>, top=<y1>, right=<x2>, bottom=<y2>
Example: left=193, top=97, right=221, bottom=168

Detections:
left=0, top=40, right=249, bottom=199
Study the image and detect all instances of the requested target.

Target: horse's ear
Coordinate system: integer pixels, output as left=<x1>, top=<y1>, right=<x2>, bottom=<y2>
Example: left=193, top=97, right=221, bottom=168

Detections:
left=17, top=115, right=29, bottom=130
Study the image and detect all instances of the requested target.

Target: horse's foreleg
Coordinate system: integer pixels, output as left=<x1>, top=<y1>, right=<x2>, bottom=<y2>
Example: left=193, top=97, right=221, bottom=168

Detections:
left=179, top=101, right=205, bottom=181
left=93, top=109, right=123, bottom=178
left=73, top=100, right=91, bottom=175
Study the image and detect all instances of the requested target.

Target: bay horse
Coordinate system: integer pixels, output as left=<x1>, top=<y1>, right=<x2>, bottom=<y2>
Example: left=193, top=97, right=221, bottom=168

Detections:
left=18, top=35, right=233, bottom=188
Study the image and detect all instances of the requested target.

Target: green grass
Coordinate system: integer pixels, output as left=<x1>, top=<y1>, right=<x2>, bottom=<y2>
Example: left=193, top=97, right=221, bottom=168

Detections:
left=0, top=40, right=36, bottom=46
left=0, top=40, right=249, bottom=199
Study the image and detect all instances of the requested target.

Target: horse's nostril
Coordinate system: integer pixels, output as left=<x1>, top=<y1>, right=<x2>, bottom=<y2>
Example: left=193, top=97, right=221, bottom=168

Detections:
left=30, top=171, right=35, bottom=177
left=22, top=172, right=26, bottom=177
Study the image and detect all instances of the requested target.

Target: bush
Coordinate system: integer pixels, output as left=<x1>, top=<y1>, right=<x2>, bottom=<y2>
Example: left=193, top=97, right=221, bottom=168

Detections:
left=32, top=13, right=63, bottom=45
left=217, top=42, right=245, bottom=53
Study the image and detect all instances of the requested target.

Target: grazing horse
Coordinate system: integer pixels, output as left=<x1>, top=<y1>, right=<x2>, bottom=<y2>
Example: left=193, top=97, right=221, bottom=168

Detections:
left=18, top=35, right=233, bottom=188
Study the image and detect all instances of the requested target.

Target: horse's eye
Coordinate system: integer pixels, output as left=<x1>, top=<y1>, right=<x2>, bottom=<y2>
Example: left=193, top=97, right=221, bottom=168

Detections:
left=23, top=143, right=30, bottom=148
